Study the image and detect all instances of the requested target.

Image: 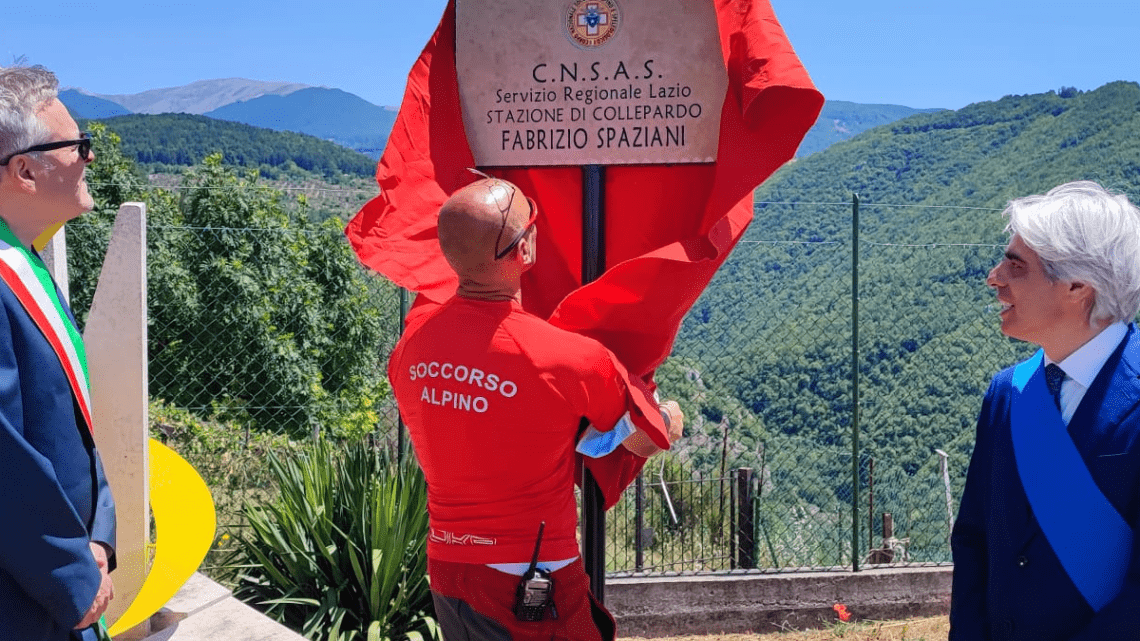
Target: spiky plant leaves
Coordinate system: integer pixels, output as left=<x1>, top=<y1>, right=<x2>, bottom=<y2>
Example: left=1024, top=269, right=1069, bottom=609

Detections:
left=227, top=440, right=436, bottom=641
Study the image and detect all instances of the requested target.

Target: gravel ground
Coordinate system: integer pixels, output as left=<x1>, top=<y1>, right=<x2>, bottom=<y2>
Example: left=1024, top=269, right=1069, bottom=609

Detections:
left=621, top=615, right=949, bottom=641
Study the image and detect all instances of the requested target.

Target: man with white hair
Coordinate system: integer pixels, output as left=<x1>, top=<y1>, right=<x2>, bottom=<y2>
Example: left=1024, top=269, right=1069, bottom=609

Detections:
left=0, top=65, right=116, bottom=641
left=951, top=181, right=1140, bottom=640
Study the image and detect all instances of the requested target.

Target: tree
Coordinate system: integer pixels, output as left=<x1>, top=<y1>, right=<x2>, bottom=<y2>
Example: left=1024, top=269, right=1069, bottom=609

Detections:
left=75, top=129, right=397, bottom=438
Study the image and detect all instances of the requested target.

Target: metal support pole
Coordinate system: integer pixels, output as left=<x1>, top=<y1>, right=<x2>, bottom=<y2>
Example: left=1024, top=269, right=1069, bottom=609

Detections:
left=634, top=472, right=645, bottom=571
left=935, top=448, right=955, bottom=550
left=736, top=468, right=755, bottom=569
left=581, top=164, right=607, bottom=601
left=729, top=472, right=737, bottom=570
left=868, top=457, right=875, bottom=554
left=397, top=287, right=409, bottom=463
left=851, top=193, right=861, bottom=572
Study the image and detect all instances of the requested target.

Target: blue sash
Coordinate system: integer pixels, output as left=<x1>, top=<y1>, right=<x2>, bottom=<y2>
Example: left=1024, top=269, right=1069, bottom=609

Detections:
left=1011, top=351, right=1133, bottom=611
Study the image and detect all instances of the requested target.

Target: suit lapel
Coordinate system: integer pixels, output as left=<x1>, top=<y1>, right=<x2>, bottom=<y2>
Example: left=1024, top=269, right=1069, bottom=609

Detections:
left=1070, top=325, right=1140, bottom=452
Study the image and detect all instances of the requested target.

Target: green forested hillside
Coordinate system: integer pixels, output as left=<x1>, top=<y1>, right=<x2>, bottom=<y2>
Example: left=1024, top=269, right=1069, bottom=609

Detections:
left=796, top=100, right=945, bottom=157
left=662, top=82, right=1140, bottom=551
left=80, top=113, right=377, bottom=178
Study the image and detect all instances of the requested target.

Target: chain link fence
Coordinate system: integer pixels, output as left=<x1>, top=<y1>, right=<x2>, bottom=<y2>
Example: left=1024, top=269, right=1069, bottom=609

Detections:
left=70, top=196, right=1029, bottom=578
left=142, top=223, right=402, bottom=440
left=69, top=217, right=404, bottom=565
left=607, top=199, right=1033, bottom=574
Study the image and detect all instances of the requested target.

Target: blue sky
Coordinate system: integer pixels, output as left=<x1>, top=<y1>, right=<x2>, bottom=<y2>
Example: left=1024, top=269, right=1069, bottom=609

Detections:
left=4, top=0, right=1137, bottom=110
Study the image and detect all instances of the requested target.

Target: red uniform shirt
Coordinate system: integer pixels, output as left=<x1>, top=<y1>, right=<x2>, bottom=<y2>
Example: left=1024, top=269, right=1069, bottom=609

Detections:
left=390, top=296, right=662, bottom=564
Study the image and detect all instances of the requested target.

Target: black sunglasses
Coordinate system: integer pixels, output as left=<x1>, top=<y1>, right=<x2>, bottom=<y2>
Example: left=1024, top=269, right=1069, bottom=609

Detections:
left=0, top=132, right=92, bottom=166
left=493, top=195, right=539, bottom=260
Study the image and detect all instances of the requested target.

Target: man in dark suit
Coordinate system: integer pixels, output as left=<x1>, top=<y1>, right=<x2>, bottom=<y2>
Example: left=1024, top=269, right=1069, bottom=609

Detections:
left=0, top=65, right=116, bottom=641
left=951, top=181, right=1140, bottom=640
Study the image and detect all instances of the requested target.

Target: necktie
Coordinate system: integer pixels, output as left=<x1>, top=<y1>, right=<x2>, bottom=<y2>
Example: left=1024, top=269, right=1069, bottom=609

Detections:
left=1044, top=363, right=1066, bottom=410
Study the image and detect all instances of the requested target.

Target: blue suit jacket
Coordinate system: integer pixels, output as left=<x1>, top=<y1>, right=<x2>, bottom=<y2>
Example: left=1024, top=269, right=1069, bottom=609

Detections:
left=950, top=325, right=1140, bottom=640
left=0, top=274, right=116, bottom=641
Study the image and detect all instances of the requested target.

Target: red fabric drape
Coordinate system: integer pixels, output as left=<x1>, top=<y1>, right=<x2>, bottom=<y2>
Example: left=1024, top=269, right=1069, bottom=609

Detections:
left=346, top=0, right=823, bottom=504
left=347, top=0, right=823, bottom=376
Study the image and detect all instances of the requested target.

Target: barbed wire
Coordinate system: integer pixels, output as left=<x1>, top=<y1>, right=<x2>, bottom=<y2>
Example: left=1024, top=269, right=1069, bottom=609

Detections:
left=864, top=241, right=1004, bottom=249
left=78, top=182, right=1011, bottom=251
left=154, top=224, right=343, bottom=235
left=87, top=181, right=378, bottom=196
left=859, top=202, right=1004, bottom=212
left=738, top=240, right=841, bottom=245
left=86, top=180, right=1005, bottom=210
left=756, top=200, right=1004, bottom=212
left=71, top=223, right=1006, bottom=247
left=70, top=220, right=348, bottom=236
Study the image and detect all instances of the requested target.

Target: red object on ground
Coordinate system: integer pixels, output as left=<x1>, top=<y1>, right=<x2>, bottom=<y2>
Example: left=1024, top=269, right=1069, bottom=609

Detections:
left=833, top=603, right=852, bottom=622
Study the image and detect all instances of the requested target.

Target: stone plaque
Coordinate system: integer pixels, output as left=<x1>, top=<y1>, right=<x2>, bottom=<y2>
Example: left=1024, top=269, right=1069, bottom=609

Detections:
left=456, top=0, right=728, bottom=167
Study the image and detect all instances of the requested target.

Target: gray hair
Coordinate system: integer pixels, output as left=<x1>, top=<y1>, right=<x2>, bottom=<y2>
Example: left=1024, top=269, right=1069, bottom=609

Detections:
left=0, top=65, right=59, bottom=166
left=1006, top=180, right=1140, bottom=325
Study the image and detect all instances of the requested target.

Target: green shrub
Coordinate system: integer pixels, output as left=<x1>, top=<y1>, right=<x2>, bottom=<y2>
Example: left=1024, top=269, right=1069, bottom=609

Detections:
left=151, top=399, right=306, bottom=581
left=226, top=439, right=437, bottom=641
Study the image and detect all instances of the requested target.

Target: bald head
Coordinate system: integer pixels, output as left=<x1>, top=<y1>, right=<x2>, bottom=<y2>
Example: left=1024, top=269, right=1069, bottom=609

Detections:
left=438, top=177, right=536, bottom=300
left=439, top=178, right=534, bottom=269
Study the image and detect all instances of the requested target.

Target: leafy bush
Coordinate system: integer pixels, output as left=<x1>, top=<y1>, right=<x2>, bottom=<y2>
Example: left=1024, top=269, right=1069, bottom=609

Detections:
left=150, top=399, right=300, bottom=551
left=226, top=439, right=437, bottom=641
left=75, top=128, right=398, bottom=439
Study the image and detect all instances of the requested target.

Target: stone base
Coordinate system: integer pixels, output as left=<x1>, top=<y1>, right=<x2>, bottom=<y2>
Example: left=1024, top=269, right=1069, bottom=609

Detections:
left=608, top=566, right=952, bottom=637
left=112, top=573, right=306, bottom=641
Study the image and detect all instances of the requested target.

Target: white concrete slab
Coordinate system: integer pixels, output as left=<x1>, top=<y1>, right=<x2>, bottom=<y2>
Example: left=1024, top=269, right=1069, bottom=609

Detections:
left=126, top=573, right=306, bottom=641
left=87, top=202, right=151, bottom=628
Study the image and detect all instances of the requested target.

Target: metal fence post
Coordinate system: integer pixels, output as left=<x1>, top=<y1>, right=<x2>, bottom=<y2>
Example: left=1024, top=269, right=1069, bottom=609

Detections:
left=868, top=456, right=875, bottom=554
left=581, top=164, right=607, bottom=602
left=635, top=471, right=645, bottom=571
left=851, top=193, right=861, bottom=572
left=397, top=287, right=408, bottom=463
left=729, top=472, right=737, bottom=570
left=736, top=468, right=755, bottom=569
left=935, top=448, right=955, bottom=550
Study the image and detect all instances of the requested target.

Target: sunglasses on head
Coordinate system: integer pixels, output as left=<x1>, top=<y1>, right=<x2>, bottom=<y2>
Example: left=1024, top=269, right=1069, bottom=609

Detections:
left=494, top=194, right=539, bottom=260
left=0, top=132, right=92, bottom=166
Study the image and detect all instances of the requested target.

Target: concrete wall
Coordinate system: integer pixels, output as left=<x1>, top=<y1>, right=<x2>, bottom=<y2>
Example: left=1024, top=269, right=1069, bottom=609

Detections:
left=85, top=203, right=151, bottom=632
left=608, top=566, right=952, bottom=636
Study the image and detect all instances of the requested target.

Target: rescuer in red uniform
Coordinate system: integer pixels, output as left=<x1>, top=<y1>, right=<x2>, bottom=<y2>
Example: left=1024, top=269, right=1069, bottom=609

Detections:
left=389, top=177, right=683, bottom=641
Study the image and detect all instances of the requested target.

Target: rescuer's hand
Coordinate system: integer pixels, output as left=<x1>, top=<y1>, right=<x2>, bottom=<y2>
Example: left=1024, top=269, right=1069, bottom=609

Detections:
left=659, top=400, right=684, bottom=444
left=619, top=400, right=684, bottom=457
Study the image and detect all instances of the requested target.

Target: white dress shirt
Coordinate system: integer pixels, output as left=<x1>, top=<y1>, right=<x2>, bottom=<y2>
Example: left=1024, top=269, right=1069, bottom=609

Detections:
left=1044, top=322, right=1128, bottom=425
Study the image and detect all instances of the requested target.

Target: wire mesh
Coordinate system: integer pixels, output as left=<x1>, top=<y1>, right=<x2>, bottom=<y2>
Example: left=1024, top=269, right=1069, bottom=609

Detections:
left=615, top=200, right=1029, bottom=574
left=140, top=224, right=403, bottom=440
left=66, top=193, right=1028, bottom=577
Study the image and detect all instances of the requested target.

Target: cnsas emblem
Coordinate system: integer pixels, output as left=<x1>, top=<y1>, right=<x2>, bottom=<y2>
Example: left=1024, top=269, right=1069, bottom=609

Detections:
left=566, top=0, right=620, bottom=48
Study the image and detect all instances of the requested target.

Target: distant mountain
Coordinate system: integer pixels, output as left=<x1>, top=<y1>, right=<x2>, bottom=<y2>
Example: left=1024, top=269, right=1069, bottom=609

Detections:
left=796, top=101, right=946, bottom=157
left=73, top=79, right=941, bottom=166
left=59, top=90, right=132, bottom=119
left=83, top=113, right=377, bottom=178
left=85, top=78, right=313, bottom=115
left=205, top=87, right=398, bottom=159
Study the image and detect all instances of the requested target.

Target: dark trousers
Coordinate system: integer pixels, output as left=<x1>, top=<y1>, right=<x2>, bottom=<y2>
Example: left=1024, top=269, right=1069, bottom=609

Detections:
left=428, top=558, right=615, bottom=641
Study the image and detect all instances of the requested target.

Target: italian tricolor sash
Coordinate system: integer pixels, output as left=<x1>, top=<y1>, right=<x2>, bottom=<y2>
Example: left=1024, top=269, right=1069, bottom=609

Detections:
left=0, top=219, right=93, bottom=434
